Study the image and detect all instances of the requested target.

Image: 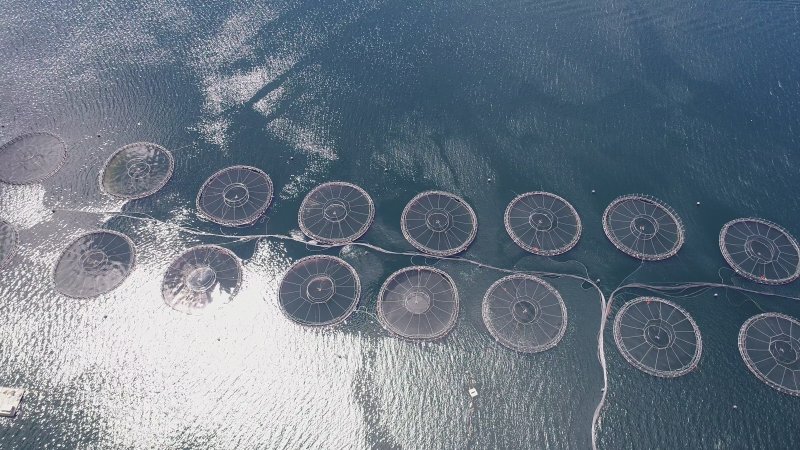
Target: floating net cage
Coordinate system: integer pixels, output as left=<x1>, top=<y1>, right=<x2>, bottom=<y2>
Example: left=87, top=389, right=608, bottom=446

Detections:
left=278, top=255, right=361, bottom=326
left=613, top=297, right=702, bottom=377
left=738, top=313, right=800, bottom=396
left=504, top=192, right=581, bottom=256
left=719, top=218, right=800, bottom=285
left=0, top=220, right=19, bottom=270
left=482, top=274, right=568, bottom=353
left=377, top=266, right=459, bottom=341
left=100, top=142, right=175, bottom=199
left=196, top=165, right=273, bottom=226
left=602, top=195, right=685, bottom=261
left=161, top=245, right=242, bottom=314
left=400, top=191, right=478, bottom=257
left=298, top=182, right=375, bottom=245
left=0, top=132, right=67, bottom=184
left=53, top=230, right=136, bottom=298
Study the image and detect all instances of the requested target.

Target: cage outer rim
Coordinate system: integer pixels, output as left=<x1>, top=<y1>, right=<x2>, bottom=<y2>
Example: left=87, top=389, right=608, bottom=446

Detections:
left=719, top=218, right=800, bottom=285
left=53, top=229, right=137, bottom=299
left=195, top=165, right=274, bottom=227
left=602, top=194, right=685, bottom=261
left=297, top=181, right=375, bottom=245
left=503, top=191, right=582, bottom=256
left=98, top=141, right=176, bottom=200
left=161, top=244, right=243, bottom=314
left=400, top=190, right=478, bottom=257
left=0, top=131, right=68, bottom=185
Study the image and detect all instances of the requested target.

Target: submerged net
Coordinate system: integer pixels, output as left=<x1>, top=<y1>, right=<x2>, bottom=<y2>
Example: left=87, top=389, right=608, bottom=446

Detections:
left=298, top=182, right=375, bottom=245
left=504, top=192, right=581, bottom=256
left=719, top=218, right=800, bottom=285
left=278, top=255, right=361, bottom=326
left=377, top=266, right=459, bottom=340
left=100, top=142, right=175, bottom=199
left=738, top=313, right=800, bottom=396
left=482, top=274, right=568, bottom=353
left=161, top=245, right=242, bottom=314
left=196, top=165, right=273, bottom=226
left=0, top=220, right=19, bottom=270
left=401, top=191, right=477, bottom=257
left=613, top=297, right=702, bottom=377
left=54, top=230, right=136, bottom=298
left=0, top=132, right=67, bottom=184
left=602, top=195, right=685, bottom=261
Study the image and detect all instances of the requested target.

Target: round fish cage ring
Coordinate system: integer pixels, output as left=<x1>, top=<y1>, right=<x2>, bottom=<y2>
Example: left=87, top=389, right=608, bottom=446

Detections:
left=738, top=313, right=800, bottom=396
left=613, top=297, right=702, bottom=378
left=53, top=230, right=136, bottom=298
left=196, top=165, right=273, bottom=226
left=161, top=245, right=242, bottom=314
left=377, top=266, right=459, bottom=341
left=298, top=182, right=375, bottom=245
left=400, top=191, right=477, bottom=257
left=482, top=274, right=568, bottom=353
left=0, top=220, right=19, bottom=270
left=719, top=218, right=800, bottom=285
left=602, top=195, right=685, bottom=261
left=504, top=192, right=581, bottom=256
left=278, top=255, right=361, bottom=326
left=0, top=132, right=67, bottom=184
left=100, top=142, right=175, bottom=199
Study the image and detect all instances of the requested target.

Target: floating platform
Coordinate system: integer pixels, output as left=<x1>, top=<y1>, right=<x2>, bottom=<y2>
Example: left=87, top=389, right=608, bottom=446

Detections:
left=0, top=387, right=24, bottom=418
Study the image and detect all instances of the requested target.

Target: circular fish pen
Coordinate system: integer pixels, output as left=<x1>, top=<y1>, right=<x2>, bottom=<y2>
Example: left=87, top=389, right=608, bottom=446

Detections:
left=719, top=218, right=800, bottom=285
left=0, top=132, right=67, bottom=184
left=298, top=182, right=375, bottom=245
left=602, top=195, right=685, bottom=261
left=53, top=230, right=136, bottom=298
left=482, top=274, right=568, bottom=353
left=161, top=245, right=242, bottom=314
left=100, top=142, right=175, bottom=199
left=400, top=191, right=477, bottom=257
left=504, top=192, right=581, bottom=256
left=0, top=220, right=19, bottom=270
left=738, top=313, right=800, bottom=396
left=196, top=165, right=273, bottom=226
left=278, top=255, right=361, bottom=326
left=613, top=297, right=702, bottom=377
left=377, top=266, right=459, bottom=341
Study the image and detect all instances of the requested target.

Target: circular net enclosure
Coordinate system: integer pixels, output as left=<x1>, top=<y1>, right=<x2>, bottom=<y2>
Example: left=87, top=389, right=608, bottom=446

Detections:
left=738, top=313, right=800, bottom=396
left=196, top=165, right=273, bottom=226
left=100, top=142, right=175, bottom=199
left=298, top=182, right=375, bottom=245
left=377, top=266, right=459, bottom=341
left=161, top=245, right=242, bottom=314
left=504, top=192, right=581, bottom=256
left=401, top=191, right=477, bottom=257
left=602, top=195, right=685, bottom=261
left=613, top=297, right=702, bottom=377
left=719, top=218, right=800, bottom=285
left=0, top=220, right=19, bottom=270
left=278, top=255, right=361, bottom=326
left=54, top=230, right=136, bottom=298
left=0, top=132, right=67, bottom=184
left=482, top=274, right=568, bottom=353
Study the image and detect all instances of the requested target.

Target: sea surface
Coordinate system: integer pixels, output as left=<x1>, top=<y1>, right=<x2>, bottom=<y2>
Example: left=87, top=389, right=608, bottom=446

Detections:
left=1, top=0, right=799, bottom=448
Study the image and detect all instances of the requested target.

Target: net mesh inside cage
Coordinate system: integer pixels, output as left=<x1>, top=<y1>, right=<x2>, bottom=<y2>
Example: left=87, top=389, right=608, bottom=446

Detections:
left=100, top=142, right=175, bottom=199
left=0, top=220, right=19, bottom=270
left=613, top=297, right=702, bottom=377
left=719, top=218, right=800, bottom=285
left=161, top=245, right=242, bottom=314
left=602, top=195, right=685, bottom=261
left=196, top=165, right=273, bottom=226
left=738, top=312, right=800, bottom=396
left=298, top=182, right=375, bottom=245
left=0, top=132, right=67, bottom=184
left=482, top=274, right=568, bottom=353
left=504, top=192, right=581, bottom=256
left=401, top=191, right=477, bottom=257
left=278, top=255, right=361, bottom=326
left=54, top=230, right=136, bottom=298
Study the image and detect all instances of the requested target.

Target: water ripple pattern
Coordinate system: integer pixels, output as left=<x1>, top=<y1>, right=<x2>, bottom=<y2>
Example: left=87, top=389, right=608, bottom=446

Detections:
left=504, top=192, right=582, bottom=256
left=401, top=191, right=477, bottom=257
left=53, top=230, right=136, bottom=298
left=161, top=245, right=242, bottom=314
left=0, top=220, right=19, bottom=270
left=278, top=255, right=361, bottom=326
left=720, top=218, right=800, bottom=285
left=298, top=182, right=375, bottom=245
left=602, top=195, right=685, bottom=261
left=738, top=313, right=800, bottom=396
left=196, top=165, right=273, bottom=226
left=0, top=132, right=67, bottom=184
left=100, top=142, right=175, bottom=199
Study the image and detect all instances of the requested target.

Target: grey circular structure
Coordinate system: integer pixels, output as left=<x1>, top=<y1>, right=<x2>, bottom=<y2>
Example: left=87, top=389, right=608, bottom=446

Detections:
left=613, top=297, right=702, bottom=377
left=377, top=266, right=459, bottom=341
left=0, top=220, right=19, bottom=270
left=719, top=218, right=800, bottom=285
left=602, top=195, right=685, bottom=261
left=161, top=245, right=242, bottom=314
left=100, top=142, right=175, bottom=199
left=401, top=191, right=478, bottom=257
left=504, top=192, right=581, bottom=256
left=196, top=165, right=273, bottom=226
left=53, top=230, right=136, bottom=298
left=738, top=313, right=800, bottom=396
left=298, top=182, right=375, bottom=245
left=278, top=255, right=361, bottom=326
left=482, top=274, right=568, bottom=353
left=0, top=132, right=67, bottom=184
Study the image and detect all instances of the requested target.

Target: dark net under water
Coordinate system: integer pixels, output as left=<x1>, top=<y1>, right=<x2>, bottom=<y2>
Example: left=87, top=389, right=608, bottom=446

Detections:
left=53, top=230, right=136, bottom=298
left=738, top=312, right=800, bottom=396
left=0, top=132, right=67, bottom=184
left=719, top=218, right=800, bottom=285
left=602, top=195, right=685, bottom=261
left=161, top=245, right=242, bottom=314
left=400, top=191, right=477, bottom=257
left=504, top=192, right=581, bottom=256
left=0, top=220, right=19, bottom=270
left=298, top=182, right=375, bottom=245
left=196, top=165, right=273, bottom=226
left=100, top=142, right=175, bottom=199
left=278, top=255, right=361, bottom=326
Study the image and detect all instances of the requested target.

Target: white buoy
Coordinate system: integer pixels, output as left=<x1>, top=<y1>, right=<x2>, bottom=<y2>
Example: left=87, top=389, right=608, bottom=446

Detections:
left=591, top=189, right=596, bottom=194
left=696, top=201, right=701, bottom=206
left=714, top=293, right=719, bottom=297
